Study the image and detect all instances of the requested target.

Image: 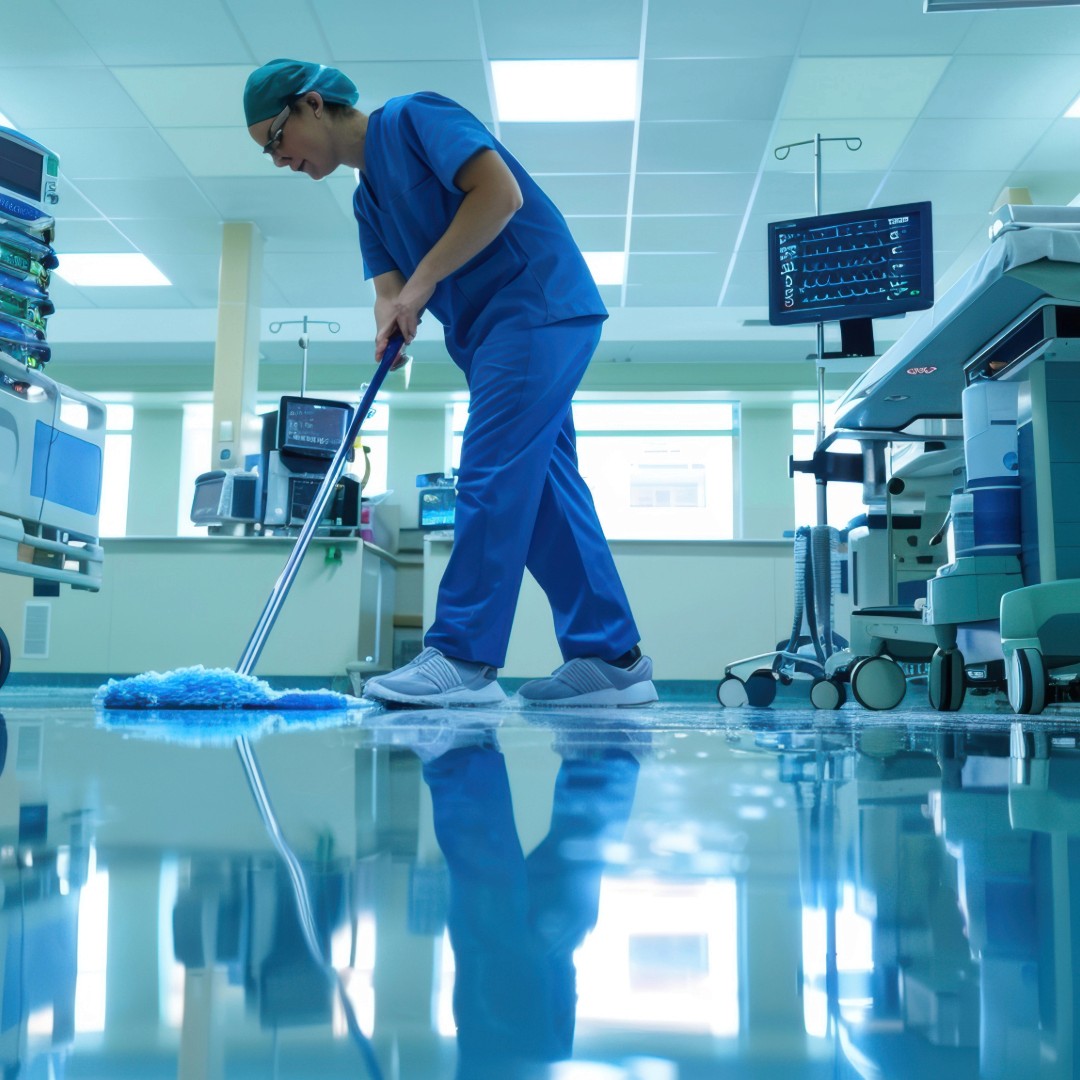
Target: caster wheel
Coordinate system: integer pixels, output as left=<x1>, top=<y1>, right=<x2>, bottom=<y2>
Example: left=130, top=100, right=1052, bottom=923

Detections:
left=0, top=626, right=8, bottom=690
left=744, top=668, right=778, bottom=708
left=849, top=656, right=906, bottom=711
left=1008, top=648, right=1047, bottom=715
left=810, top=677, right=846, bottom=710
left=717, top=675, right=748, bottom=708
left=928, top=648, right=965, bottom=712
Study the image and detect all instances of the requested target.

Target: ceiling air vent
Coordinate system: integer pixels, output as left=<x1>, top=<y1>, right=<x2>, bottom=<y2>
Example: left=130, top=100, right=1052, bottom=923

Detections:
left=926, top=0, right=1080, bottom=10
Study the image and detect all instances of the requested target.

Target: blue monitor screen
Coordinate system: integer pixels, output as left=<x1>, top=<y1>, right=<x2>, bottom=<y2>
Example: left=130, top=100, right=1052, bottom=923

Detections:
left=767, top=200, right=933, bottom=326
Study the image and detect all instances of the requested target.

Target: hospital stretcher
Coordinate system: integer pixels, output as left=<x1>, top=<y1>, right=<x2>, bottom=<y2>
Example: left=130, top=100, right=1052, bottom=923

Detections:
left=831, top=223, right=1080, bottom=714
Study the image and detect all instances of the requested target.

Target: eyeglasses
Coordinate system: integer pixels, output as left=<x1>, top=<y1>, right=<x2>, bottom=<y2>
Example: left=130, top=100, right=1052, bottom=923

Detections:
left=262, top=105, right=291, bottom=155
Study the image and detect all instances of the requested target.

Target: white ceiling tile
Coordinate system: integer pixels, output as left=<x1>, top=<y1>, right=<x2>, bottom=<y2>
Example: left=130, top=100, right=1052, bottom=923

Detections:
left=198, top=177, right=348, bottom=237
left=753, top=171, right=881, bottom=217
left=0, top=69, right=148, bottom=131
left=630, top=215, right=741, bottom=253
left=625, top=282, right=722, bottom=307
left=894, top=117, right=1053, bottom=170
left=534, top=174, right=630, bottom=216
left=596, top=284, right=623, bottom=309
left=115, top=219, right=226, bottom=256
left=800, top=0, right=973, bottom=55
left=479, top=0, right=642, bottom=59
left=782, top=56, right=950, bottom=120
left=930, top=213, right=987, bottom=252
left=637, top=121, right=771, bottom=172
left=0, top=0, right=102, bottom=67
left=160, top=127, right=268, bottom=178
left=113, top=66, right=252, bottom=130
left=500, top=123, right=635, bottom=174
left=633, top=174, right=757, bottom=215
left=72, top=178, right=220, bottom=221
left=53, top=219, right=136, bottom=254
left=1019, top=118, right=1080, bottom=171
left=224, top=0, right=333, bottom=63
left=956, top=6, right=1080, bottom=53
left=36, top=127, right=188, bottom=180
left=338, top=62, right=493, bottom=124
left=718, top=251, right=767, bottom=308
left=264, top=252, right=369, bottom=307
left=54, top=179, right=108, bottom=221
left=923, top=54, right=1080, bottom=119
left=628, top=252, right=727, bottom=289
left=769, top=119, right=915, bottom=171
left=45, top=278, right=99, bottom=310
left=873, top=170, right=1011, bottom=214
left=314, top=0, right=481, bottom=61
left=566, top=217, right=627, bottom=251
left=646, top=0, right=813, bottom=58
left=642, top=58, right=791, bottom=122
left=53, top=0, right=253, bottom=64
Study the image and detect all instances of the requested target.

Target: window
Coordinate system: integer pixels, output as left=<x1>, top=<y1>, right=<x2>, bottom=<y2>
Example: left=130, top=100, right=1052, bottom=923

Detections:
left=177, top=398, right=390, bottom=535
left=98, top=404, right=133, bottom=537
left=449, top=400, right=736, bottom=541
left=792, top=403, right=866, bottom=530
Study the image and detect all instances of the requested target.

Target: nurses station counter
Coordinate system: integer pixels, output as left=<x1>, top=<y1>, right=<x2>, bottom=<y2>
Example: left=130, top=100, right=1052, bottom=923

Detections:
left=0, top=534, right=399, bottom=681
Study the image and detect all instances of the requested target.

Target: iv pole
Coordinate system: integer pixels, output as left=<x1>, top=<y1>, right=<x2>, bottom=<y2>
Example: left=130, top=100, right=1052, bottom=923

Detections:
left=268, top=315, right=341, bottom=397
left=773, top=134, right=862, bottom=525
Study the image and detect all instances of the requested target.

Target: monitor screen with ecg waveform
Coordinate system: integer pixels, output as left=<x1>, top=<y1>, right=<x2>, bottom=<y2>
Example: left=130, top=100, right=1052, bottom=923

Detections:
left=767, top=200, right=933, bottom=326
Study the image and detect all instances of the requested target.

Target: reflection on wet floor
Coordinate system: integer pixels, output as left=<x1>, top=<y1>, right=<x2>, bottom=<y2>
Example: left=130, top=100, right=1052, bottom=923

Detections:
left=0, top=686, right=1077, bottom=1078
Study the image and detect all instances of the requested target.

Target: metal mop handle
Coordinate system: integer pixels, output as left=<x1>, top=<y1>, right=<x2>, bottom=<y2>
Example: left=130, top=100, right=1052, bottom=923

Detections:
left=235, top=333, right=404, bottom=676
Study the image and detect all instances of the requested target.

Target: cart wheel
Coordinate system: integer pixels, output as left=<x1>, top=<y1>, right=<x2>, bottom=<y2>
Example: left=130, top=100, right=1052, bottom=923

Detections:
left=716, top=675, right=748, bottom=708
left=744, top=668, right=778, bottom=708
left=810, top=676, right=845, bottom=711
left=1008, top=647, right=1047, bottom=716
left=0, top=626, right=8, bottom=690
left=928, top=648, right=965, bottom=712
left=849, top=656, right=906, bottom=711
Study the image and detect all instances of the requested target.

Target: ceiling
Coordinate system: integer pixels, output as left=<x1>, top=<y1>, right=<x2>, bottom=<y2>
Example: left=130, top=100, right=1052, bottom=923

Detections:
left=8, top=0, right=1080, bottom=377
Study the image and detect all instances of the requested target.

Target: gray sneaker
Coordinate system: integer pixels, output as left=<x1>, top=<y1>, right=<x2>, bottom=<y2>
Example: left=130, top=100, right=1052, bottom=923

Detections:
left=517, top=655, right=658, bottom=707
left=362, top=648, right=507, bottom=707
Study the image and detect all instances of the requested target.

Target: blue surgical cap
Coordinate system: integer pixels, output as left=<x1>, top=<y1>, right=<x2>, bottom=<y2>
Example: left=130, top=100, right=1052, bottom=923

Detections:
left=243, top=58, right=359, bottom=127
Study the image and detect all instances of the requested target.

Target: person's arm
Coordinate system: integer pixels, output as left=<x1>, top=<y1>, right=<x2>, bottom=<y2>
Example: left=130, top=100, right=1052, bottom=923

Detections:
left=374, top=148, right=523, bottom=361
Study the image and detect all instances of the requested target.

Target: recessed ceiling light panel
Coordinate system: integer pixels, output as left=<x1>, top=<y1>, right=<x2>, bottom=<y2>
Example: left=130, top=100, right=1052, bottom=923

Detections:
left=491, top=60, right=638, bottom=123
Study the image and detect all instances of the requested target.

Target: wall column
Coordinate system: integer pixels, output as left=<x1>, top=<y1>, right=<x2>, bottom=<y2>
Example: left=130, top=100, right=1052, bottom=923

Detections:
left=211, top=222, right=263, bottom=471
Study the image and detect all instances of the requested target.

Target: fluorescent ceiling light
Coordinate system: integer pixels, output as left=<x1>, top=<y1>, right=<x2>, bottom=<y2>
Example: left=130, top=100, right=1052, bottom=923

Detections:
left=0, top=111, right=13, bottom=128
left=55, top=253, right=170, bottom=287
left=925, top=0, right=1080, bottom=9
left=1066, top=93, right=1080, bottom=117
left=491, top=60, right=638, bottom=122
left=582, top=251, right=626, bottom=286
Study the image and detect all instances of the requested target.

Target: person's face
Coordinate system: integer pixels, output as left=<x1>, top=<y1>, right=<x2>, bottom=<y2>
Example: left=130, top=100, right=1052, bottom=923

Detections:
left=247, top=93, right=337, bottom=180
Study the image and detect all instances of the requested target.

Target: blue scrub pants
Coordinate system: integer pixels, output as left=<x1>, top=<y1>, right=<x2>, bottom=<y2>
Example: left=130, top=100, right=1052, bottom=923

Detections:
left=424, top=318, right=640, bottom=668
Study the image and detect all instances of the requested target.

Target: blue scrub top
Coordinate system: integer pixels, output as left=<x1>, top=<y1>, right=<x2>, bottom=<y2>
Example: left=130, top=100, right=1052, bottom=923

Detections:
left=353, top=92, right=606, bottom=359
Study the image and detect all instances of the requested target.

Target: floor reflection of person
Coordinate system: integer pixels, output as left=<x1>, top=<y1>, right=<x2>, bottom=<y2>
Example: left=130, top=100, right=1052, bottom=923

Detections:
left=416, top=726, right=641, bottom=1078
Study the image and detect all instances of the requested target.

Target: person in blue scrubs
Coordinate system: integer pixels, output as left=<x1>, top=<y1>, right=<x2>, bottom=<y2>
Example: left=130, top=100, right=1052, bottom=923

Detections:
left=244, top=59, right=656, bottom=708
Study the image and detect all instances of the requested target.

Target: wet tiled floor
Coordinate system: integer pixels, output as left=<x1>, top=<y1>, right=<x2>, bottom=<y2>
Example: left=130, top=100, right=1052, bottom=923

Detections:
left=0, top=682, right=1077, bottom=1078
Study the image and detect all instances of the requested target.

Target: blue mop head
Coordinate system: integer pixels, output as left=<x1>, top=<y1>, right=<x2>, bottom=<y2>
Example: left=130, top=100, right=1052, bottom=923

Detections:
left=94, top=665, right=363, bottom=711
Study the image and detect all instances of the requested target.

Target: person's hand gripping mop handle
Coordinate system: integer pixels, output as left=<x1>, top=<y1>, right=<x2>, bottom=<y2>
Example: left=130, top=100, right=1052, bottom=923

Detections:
left=235, top=333, right=406, bottom=677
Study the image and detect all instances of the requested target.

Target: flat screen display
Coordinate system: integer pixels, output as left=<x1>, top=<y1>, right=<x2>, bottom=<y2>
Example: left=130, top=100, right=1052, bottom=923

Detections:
left=277, top=397, right=352, bottom=459
left=0, top=130, right=48, bottom=203
left=767, top=201, right=933, bottom=326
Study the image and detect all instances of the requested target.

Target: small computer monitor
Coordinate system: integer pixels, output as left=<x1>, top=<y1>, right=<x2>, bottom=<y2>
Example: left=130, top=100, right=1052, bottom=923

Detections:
left=276, top=396, right=353, bottom=460
left=0, top=127, right=59, bottom=206
left=767, top=200, right=933, bottom=327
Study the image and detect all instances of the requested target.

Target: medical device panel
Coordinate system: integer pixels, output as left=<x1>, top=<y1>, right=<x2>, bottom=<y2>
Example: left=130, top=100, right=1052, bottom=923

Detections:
left=767, top=200, right=934, bottom=327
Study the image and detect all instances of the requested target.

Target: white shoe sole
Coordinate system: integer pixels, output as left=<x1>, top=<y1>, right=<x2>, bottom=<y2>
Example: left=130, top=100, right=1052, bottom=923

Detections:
left=518, top=680, right=659, bottom=708
left=363, top=681, right=508, bottom=708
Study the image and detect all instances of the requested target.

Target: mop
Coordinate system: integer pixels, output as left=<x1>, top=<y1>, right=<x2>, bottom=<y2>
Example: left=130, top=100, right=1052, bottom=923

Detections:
left=96, top=333, right=404, bottom=712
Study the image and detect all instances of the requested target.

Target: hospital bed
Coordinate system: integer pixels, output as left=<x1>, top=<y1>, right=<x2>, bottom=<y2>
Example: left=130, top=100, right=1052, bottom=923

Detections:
left=831, top=220, right=1080, bottom=714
